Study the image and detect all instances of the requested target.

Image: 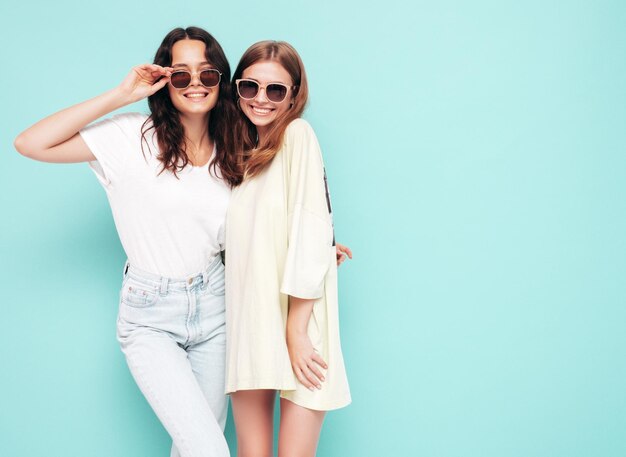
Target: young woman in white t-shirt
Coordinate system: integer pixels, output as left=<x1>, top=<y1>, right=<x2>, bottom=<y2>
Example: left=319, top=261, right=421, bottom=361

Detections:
left=225, top=41, right=352, bottom=457
left=14, top=26, right=244, bottom=457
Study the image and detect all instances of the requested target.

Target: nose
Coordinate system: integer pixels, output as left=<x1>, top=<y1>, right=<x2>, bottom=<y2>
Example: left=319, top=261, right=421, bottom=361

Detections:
left=190, top=71, right=202, bottom=86
left=255, top=87, right=269, bottom=103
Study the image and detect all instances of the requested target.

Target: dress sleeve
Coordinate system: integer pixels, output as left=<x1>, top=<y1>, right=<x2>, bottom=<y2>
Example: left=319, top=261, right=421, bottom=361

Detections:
left=280, top=119, right=335, bottom=299
left=79, top=112, right=146, bottom=188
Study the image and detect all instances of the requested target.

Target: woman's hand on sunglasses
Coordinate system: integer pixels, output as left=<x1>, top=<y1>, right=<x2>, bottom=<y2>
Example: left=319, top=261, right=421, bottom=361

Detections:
left=118, top=64, right=173, bottom=103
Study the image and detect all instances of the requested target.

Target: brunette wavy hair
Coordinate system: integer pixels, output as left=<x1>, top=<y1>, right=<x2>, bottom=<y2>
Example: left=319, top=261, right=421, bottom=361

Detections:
left=141, top=26, right=243, bottom=186
left=232, top=41, right=309, bottom=178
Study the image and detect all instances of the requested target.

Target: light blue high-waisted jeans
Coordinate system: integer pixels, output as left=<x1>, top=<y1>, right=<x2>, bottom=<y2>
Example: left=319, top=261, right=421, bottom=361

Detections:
left=116, top=255, right=229, bottom=457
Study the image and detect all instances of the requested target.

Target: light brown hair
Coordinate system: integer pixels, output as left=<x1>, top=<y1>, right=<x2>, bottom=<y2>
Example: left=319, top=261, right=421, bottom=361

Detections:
left=232, top=41, right=309, bottom=178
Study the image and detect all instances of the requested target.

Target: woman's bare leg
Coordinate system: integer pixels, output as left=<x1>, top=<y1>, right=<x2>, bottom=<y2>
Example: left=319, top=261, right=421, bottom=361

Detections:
left=231, top=389, right=276, bottom=457
left=278, top=398, right=325, bottom=457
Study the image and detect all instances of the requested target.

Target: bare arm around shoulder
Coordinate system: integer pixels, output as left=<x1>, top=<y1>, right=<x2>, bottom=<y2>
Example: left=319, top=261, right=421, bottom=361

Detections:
left=14, top=64, right=173, bottom=163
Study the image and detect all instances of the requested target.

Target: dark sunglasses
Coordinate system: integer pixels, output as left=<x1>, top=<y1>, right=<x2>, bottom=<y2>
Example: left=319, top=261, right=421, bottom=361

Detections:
left=170, top=69, right=222, bottom=89
left=235, top=79, right=295, bottom=103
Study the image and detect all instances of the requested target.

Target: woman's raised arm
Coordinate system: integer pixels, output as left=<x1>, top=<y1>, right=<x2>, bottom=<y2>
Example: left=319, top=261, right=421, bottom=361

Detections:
left=14, top=64, right=172, bottom=163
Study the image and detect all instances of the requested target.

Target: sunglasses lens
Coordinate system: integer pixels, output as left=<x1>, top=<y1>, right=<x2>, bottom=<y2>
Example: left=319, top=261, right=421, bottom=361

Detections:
left=200, top=70, right=220, bottom=87
left=266, top=84, right=288, bottom=103
left=170, top=72, right=191, bottom=89
left=238, top=80, right=259, bottom=99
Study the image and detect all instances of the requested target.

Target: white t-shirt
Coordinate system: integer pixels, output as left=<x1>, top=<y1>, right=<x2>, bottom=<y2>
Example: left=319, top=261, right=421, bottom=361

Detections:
left=80, top=112, right=231, bottom=278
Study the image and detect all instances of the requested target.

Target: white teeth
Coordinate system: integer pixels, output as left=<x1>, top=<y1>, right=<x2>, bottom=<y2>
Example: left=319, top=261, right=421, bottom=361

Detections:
left=186, top=93, right=207, bottom=98
left=252, top=107, right=272, bottom=115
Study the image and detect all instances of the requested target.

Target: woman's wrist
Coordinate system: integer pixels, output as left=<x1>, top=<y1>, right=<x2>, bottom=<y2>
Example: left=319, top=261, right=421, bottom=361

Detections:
left=108, top=85, right=136, bottom=107
left=286, top=321, right=308, bottom=337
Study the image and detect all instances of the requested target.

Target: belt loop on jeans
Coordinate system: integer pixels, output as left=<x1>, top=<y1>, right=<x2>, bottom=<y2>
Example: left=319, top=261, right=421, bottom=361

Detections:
left=123, top=261, right=129, bottom=279
left=202, top=270, right=209, bottom=287
left=159, top=276, right=168, bottom=295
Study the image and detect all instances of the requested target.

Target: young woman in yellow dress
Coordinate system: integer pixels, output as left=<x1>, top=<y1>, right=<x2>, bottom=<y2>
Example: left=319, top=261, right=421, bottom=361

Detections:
left=225, top=41, right=352, bottom=457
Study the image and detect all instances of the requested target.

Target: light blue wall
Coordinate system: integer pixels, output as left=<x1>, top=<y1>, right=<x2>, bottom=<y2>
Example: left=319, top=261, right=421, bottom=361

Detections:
left=2, top=1, right=625, bottom=456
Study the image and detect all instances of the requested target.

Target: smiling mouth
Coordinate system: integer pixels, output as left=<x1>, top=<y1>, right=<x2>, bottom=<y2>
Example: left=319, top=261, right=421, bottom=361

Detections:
left=184, top=92, right=208, bottom=99
left=251, top=106, right=273, bottom=115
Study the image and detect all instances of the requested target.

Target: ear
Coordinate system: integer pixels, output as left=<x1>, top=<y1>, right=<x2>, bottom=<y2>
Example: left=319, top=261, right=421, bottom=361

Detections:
left=290, top=85, right=299, bottom=107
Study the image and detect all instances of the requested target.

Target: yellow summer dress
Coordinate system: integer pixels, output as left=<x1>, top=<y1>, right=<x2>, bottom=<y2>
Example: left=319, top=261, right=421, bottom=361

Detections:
left=224, top=118, right=351, bottom=411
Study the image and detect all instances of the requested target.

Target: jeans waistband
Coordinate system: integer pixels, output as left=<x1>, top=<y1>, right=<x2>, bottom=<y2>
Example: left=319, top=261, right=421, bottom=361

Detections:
left=123, top=255, right=223, bottom=293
